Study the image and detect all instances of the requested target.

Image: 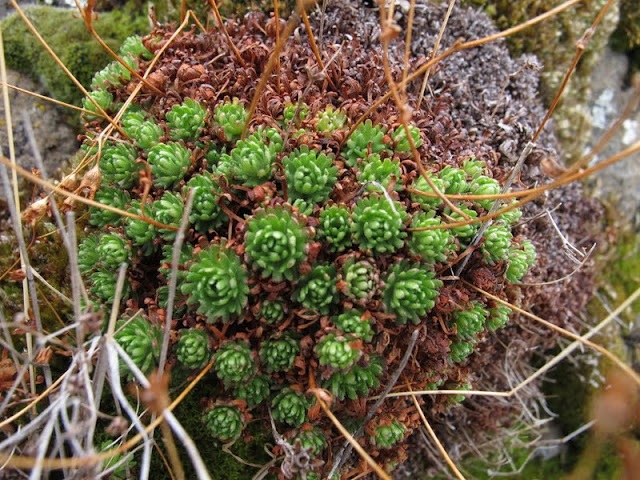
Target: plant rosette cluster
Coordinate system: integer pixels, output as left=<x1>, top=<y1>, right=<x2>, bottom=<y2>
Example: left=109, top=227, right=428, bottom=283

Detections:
left=72, top=12, right=539, bottom=476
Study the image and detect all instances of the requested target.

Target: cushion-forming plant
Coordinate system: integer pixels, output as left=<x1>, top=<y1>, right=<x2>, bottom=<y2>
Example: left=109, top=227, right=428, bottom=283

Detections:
left=71, top=10, right=549, bottom=477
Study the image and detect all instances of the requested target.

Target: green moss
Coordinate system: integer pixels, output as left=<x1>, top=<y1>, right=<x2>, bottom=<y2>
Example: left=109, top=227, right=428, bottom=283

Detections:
left=610, top=0, right=640, bottom=56
left=1, top=6, right=148, bottom=108
left=0, top=225, right=72, bottom=335
left=149, top=378, right=274, bottom=480
left=602, top=229, right=640, bottom=317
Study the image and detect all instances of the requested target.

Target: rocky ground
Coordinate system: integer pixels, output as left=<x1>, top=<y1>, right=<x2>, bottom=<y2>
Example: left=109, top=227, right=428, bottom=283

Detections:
left=586, top=47, right=640, bottom=229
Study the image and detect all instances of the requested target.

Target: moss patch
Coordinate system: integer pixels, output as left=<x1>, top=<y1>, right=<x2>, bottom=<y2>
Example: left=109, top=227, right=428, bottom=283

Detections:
left=148, top=376, right=275, bottom=480
left=1, top=5, right=148, bottom=108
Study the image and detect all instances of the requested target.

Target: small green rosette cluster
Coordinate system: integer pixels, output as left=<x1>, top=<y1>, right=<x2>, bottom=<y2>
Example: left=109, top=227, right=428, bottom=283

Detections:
left=244, top=206, right=309, bottom=281
left=352, top=195, right=408, bottom=254
left=371, top=419, right=406, bottom=449
left=176, top=329, right=211, bottom=369
left=271, top=389, right=311, bottom=428
left=115, top=317, right=162, bottom=375
left=181, top=245, right=249, bottom=322
left=213, top=341, right=255, bottom=386
left=204, top=405, right=245, bottom=442
left=383, top=262, right=442, bottom=324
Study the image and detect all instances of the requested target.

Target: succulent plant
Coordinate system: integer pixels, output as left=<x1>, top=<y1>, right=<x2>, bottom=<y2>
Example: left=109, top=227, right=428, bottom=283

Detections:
left=175, top=329, right=211, bottom=369
left=183, top=173, right=226, bottom=232
left=445, top=206, right=480, bottom=242
left=411, top=173, right=446, bottom=210
left=315, top=105, right=347, bottom=133
left=358, top=155, right=402, bottom=192
left=230, top=128, right=282, bottom=187
left=89, top=186, right=131, bottom=227
left=213, top=341, right=256, bottom=386
left=448, top=382, right=472, bottom=405
left=271, top=389, right=310, bottom=428
left=124, top=200, right=157, bottom=255
left=78, top=235, right=100, bottom=274
left=294, top=428, right=327, bottom=455
left=65, top=12, right=547, bottom=474
left=391, top=124, right=422, bottom=152
left=181, top=244, right=249, bottom=322
left=234, top=374, right=271, bottom=408
left=463, top=158, right=486, bottom=179
left=99, top=143, right=139, bottom=188
left=92, top=60, right=129, bottom=90
left=453, top=301, right=489, bottom=339
left=283, top=102, right=310, bottom=124
left=339, top=258, right=378, bottom=304
left=204, top=405, right=244, bottom=442
left=316, top=333, right=361, bottom=369
left=153, top=192, right=185, bottom=241
left=121, top=107, right=145, bottom=130
left=96, top=232, right=130, bottom=269
left=438, top=165, right=469, bottom=194
left=156, top=285, right=184, bottom=318
left=487, top=305, right=512, bottom=332
left=318, top=205, right=352, bottom=252
left=334, top=310, right=374, bottom=342
left=259, top=300, right=286, bottom=324
left=260, top=335, right=299, bottom=372
left=82, top=90, right=113, bottom=120
left=371, top=419, right=406, bottom=449
left=294, top=264, right=338, bottom=314
left=470, top=175, right=501, bottom=211
left=505, top=247, right=530, bottom=283
left=523, top=239, right=537, bottom=266
left=383, top=262, right=442, bottom=324
left=244, top=206, right=309, bottom=281
left=497, top=201, right=523, bottom=224
left=324, top=358, right=383, bottom=401
left=90, top=269, right=129, bottom=305
left=449, top=339, right=475, bottom=363
left=114, top=317, right=161, bottom=374
left=166, top=98, right=207, bottom=141
left=119, top=35, right=153, bottom=59
left=481, top=222, right=513, bottom=263
left=122, top=109, right=163, bottom=151
left=214, top=98, right=248, bottom=142
left=352, top=195, right=408, bottom=254
left=284, top=146, right=338, bottom=205
left=147, top=142, right=192, bottom=189
left=408, top=211, right=456, bottom=263
left=342, top=119, right=390, bottom=167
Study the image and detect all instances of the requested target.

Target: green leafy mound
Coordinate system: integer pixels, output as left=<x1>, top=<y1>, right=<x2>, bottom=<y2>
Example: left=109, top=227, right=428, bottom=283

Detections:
left=1, top=6, right=148, bottom=108
left=74, top=14, right=539, bottom=477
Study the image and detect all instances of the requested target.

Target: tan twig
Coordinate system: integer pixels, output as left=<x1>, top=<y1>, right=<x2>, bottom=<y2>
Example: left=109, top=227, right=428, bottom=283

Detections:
left=408, top=383, right=466, bottom=480
left=416, top=0, right=456, bottom=108
left=531, top=0, right=618, bottom=143
left=73, top=0, right=164, bottom=96
left=7, top=0, right=125, bottom=136
left=309, top=389, right=391, bottom=480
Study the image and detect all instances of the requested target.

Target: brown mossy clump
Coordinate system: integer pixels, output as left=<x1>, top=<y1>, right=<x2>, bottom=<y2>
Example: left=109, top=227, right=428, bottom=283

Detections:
left=25, top=1, right=602, bottom=478
left=459, top=0, right=619, bottom=163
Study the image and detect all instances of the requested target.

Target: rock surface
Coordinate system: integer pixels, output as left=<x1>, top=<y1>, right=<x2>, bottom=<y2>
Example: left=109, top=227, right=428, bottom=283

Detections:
left=0, top=69, right=78, bottom=210
left=586, top=47, right=640, bottom=228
